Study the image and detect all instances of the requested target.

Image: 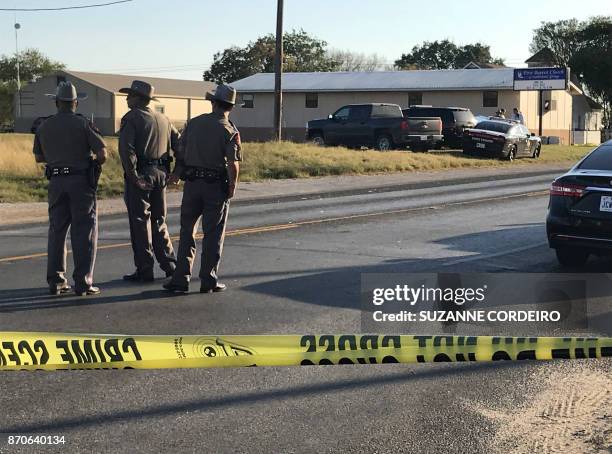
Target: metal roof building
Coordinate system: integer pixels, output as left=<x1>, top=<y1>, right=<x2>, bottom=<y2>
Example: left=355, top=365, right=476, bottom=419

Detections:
left=14, top=70, right=216, bottom=135
left=230, top=69, right=582, bottom=144
left=232, top=69, right=518, bottom=92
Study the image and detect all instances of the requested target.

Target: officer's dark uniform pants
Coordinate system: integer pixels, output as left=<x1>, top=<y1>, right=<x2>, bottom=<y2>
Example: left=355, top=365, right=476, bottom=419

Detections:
left=47, top=175, right=97, bottom=290
left=124, top=167, right=176, bottom=275
left=172, top=179, right=229, bottom=288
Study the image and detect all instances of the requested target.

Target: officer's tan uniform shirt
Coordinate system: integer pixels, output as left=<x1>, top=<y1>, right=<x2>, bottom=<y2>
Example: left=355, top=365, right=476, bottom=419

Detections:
left=33, top=112, right=105, bottom=169
left=177, top=112, right=242, bottom=172
left=119, top=107, right=179, bottom=180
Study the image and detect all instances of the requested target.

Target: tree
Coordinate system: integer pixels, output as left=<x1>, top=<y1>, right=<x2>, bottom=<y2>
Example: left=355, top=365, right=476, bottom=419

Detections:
left=327, top=49, right=388, bottom=71
left=283, top=30, right=339, bottom=73
left=454, top=43, right=505, bottom=68
left=394, top=40, right=504, bottom=70
left=0, top=48, right=64, bottom=125
left=203, top=29, right=340, bottom=84
left=529, top=19, right=581, bottom=66
left=202, top=46, right=254, bottom=86
left=0, top=48, right=64, bottom=83
left=395, top=40, right=458, bottom=70
left=530, top=16, right=612, bottom=127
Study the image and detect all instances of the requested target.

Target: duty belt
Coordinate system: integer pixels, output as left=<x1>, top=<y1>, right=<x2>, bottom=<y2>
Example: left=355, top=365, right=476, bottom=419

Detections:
left=191, top=168, right=223, bottom=180
left=45, top=166, right=88, bottom=178
left=143, top=158, right=169, bottom=166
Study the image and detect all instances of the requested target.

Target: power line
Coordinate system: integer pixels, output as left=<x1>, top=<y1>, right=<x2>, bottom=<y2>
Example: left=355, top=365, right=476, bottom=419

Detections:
left=0, top=1, right=132, bottom=12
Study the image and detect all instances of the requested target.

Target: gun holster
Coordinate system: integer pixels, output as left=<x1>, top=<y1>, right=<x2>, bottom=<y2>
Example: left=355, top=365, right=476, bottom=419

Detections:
left=221, top=168, right=230, bottom=197
left=88, top=161, right=102, bottom=190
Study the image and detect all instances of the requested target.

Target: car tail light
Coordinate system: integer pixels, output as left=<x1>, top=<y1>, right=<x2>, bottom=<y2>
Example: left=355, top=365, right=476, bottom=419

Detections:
left=550, top=182, right=585, bottom=198
left=438, top=119, right=442, bottom=131
left=400, top=120, right=408, bottom=130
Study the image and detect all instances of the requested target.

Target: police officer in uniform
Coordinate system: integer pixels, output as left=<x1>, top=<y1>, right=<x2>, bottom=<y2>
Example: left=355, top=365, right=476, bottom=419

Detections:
left=163, top=85, right=241, bottom=293
left=119, top=80, right=179, bottom=282
left=33, top=82, right=107, bottom=296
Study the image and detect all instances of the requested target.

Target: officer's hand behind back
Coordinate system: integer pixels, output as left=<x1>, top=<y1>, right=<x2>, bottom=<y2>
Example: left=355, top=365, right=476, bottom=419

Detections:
left=96, top=148, right=108, bottom=165
left=135, top=177, right=153, bottom=191
left=167, top=173, right=180, bottom=186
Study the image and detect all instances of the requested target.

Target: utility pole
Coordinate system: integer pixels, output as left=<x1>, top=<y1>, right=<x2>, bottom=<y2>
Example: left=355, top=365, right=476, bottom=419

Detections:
left=538, top=89, right=543, bottom=137
left=273, top=0, right=283, bottom=141
left=14, top=21, right=21, bottom=119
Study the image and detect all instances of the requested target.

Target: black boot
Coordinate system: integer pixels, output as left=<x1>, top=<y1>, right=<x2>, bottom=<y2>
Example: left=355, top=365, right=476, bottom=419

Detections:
left=123, top=270, right=154, bottom=282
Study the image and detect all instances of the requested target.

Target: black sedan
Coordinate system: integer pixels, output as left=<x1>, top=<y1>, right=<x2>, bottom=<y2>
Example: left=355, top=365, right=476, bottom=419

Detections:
left=547, top=140, right=612, bottom=266
left=462, top=119, right=541, bottom=161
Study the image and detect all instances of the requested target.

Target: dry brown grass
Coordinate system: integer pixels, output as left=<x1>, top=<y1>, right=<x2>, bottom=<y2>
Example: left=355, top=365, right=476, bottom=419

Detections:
left=239, top=141, right=592, bottom=180
left=0, top=134, right=41, bottom=176
left=0, top=133, right=595, bottom=202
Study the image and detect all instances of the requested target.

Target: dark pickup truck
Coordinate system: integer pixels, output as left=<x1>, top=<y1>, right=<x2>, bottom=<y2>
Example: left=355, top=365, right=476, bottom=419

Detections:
left=402, top=106, right=477, bottom=148
left=306, top=103, right=443, bottom=151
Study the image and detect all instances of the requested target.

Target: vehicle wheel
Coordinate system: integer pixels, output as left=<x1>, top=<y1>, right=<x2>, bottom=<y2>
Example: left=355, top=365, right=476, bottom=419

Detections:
left=507, top=146, right=517, bottom=162
left=375, top=135, right=393, bottom=151
left=555, top=247, right=589, bottom=267
left=532, top=144, right=541, bottom=158
left=311, top=134, right=325, bottom=147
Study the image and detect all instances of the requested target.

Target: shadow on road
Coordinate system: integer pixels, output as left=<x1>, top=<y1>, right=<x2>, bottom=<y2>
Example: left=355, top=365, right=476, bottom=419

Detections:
left=1, top=223, right=612, bottom=320
left=0, top=281, right=178, bottom=313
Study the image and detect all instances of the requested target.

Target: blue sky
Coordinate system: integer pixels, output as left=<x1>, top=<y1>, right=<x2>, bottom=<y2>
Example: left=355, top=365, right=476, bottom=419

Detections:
left=0, top=0, right=609, bottom=81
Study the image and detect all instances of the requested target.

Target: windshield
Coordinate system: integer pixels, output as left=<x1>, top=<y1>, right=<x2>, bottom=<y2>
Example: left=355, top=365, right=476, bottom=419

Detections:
left=474, top=121, right=511, bottom=133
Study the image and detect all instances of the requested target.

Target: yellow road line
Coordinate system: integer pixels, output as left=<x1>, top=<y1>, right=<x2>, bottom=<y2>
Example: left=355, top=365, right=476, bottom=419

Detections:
left=0, top=190, right=548, bottom=263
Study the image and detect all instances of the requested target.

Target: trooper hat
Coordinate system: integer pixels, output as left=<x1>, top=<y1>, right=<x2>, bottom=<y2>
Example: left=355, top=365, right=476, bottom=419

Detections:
left=205, top=84, right=237, bottom=105
left=119, top=80, right=158, bottom=101
left=45, top=82, right=88, bottom=101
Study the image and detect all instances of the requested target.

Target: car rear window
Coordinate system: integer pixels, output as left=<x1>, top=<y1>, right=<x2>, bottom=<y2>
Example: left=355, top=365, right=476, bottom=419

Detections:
left=474, top=121, right=511, bottom=133
left=577, top=145, right=612, bottom=171
left=452, top=110, right=476, bottom=123
left=403, top=107, right=433, bottom=117
left=371, top=104, right=402, bottom=118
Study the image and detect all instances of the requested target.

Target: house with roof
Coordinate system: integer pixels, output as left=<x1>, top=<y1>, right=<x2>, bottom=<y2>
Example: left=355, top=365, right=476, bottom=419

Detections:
left=231, top=68, right=582, bottom=144
left=14, top=70, right=216, bottom=135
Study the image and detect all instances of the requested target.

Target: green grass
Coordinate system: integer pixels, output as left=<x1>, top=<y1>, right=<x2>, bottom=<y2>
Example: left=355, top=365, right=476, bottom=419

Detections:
left=0, top=133, right=595, bottom=203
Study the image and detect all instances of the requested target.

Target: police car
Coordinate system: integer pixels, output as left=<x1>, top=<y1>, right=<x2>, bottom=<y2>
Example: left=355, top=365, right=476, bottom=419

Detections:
left=462, top=117, right=542, bottom=161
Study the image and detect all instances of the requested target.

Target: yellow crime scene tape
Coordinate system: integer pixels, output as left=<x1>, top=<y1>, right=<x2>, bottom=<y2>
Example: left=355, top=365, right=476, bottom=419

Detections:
left=0, top=333, right=610, bottom=370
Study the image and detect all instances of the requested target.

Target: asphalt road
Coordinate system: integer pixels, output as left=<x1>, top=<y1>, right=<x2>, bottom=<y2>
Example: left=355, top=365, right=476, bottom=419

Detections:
left=0, top=171, right=610, bottom=454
